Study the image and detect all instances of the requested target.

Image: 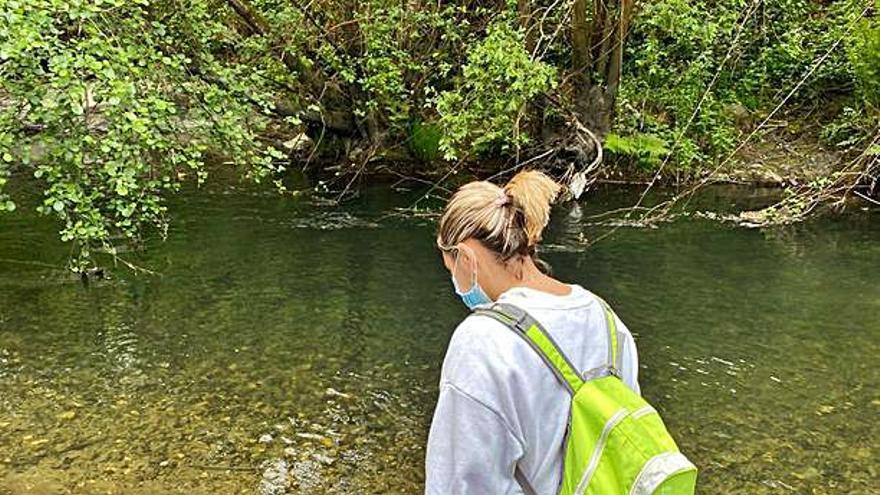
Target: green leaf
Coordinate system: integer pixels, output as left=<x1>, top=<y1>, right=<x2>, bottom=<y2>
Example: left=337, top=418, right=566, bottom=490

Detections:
left=52, top=200, right=64, bottom=212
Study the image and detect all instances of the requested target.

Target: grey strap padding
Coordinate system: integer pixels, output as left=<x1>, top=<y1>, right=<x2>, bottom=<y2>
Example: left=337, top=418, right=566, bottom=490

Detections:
left=515, top=465, right=540, bottom=495
left=581, top=364, right=613, bottom=381
left=615, top=328, right=625, bottom=373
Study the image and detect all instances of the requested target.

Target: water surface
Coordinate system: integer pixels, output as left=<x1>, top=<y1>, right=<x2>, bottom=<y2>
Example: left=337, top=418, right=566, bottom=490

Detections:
left=0, top=183, right=877, bottom=494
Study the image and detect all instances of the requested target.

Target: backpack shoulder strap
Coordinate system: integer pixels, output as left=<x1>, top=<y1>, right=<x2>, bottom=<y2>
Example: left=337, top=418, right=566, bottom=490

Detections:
left=473, top=303, right=584, bottom=395
left=595, top=297, right=624, bottom=377
left=514, top=466, right=539, bottom=495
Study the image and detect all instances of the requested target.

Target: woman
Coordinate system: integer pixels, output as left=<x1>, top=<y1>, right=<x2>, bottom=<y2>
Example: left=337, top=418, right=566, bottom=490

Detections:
left=425, top=170, right=640, bottom=494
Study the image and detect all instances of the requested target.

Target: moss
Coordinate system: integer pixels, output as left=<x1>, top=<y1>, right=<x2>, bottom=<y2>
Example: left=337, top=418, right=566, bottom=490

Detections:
left=408, top=122, right=443, bottom=162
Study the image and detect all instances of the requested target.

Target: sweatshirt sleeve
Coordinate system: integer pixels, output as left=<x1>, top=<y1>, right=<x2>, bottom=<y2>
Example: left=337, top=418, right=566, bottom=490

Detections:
left=425, top=382, right=524, bottom=495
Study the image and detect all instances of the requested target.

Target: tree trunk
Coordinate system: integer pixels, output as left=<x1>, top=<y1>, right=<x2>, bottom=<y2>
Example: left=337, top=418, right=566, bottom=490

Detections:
left=339, top=0, right=381, bottom=145
left=226, top=0, right=322, bottom=94
left=518, top=0, right=536, bottom=53
left=518, top=0, right=547, bottom=142
left=571, top=0, right=634, bottom=139
left=225, top=0, right=355, bottom=134
left=572, top=0, right=591, bottom=117
left=606, top=0, right=633, bottom=110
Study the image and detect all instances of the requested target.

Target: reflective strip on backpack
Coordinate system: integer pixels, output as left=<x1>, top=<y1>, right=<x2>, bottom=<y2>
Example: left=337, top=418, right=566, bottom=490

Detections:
left=631, top=405, right=656, bottom=420
left=629, top=452, right=696, bottom=495
left=573, top=408, right=629, bottom=495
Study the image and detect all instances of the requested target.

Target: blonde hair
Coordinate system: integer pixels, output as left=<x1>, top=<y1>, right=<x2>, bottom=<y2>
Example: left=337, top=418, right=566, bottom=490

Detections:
left=436, top=170, right=561, bottom=262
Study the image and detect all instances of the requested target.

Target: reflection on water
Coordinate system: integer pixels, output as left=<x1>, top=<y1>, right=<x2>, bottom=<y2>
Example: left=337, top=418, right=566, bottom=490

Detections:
left=0, top=183, right=878, bottom=494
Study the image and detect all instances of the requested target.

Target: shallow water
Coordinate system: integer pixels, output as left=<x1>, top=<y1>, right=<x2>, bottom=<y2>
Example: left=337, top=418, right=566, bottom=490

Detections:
left=0, top=183, right=877, bottom=494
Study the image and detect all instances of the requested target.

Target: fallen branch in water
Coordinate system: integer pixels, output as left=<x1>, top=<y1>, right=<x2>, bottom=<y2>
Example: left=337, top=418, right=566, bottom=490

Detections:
left=0, top=258, right=65, bottom=270
left=853, top=190, right=880, bottom=206
left=581, top=5, right=877, bottom=238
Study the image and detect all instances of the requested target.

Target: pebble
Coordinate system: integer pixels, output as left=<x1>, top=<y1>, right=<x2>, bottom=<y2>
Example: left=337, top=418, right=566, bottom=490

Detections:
left=325, top=388, right=353, bottom=400
left=57, top=410, right=77, bottom=420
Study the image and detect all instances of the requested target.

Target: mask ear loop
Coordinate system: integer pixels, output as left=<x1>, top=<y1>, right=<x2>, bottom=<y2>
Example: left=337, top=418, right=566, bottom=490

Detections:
left=452, top=244, right=478, bottom=290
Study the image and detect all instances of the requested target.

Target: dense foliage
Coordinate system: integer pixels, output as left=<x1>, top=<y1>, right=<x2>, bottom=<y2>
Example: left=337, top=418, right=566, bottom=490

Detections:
left=1, top=0, right=877, bottom=269
left=616, top=0, right=879, bottom=169
left=436, top=22, right=557, bottom=160
left=0, top=0, right=286, bottom=269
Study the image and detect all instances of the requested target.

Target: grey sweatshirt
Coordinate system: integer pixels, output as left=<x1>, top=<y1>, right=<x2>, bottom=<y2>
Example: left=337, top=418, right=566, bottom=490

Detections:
left=425, top=285, right=640, bottom=495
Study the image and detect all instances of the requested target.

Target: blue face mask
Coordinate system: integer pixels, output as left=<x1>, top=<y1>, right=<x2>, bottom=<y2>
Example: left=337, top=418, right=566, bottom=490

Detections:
left=451, top=249, right=492, bottom=309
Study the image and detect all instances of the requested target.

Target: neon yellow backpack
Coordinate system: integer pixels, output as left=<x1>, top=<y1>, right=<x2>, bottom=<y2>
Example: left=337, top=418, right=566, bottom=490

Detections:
left=474, top=300, right=697, bottom=495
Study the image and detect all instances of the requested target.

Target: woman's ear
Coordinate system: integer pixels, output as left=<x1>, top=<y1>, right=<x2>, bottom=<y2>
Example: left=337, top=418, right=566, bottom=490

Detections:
left=441, top=251, right=455, bottom=272
left=449, top=243, right=478, bottom=290
left=456, top=243, right=478, bottom=272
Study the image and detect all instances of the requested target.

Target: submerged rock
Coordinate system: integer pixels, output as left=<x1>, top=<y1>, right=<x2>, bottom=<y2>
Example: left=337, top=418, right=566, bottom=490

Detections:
left=259, top=458, right=289, bottom=495
left=289, top=459, right=322, bottom=491
left=56, top=410, right=76, bottom=421
left=324, top=387, right=353, bottom=400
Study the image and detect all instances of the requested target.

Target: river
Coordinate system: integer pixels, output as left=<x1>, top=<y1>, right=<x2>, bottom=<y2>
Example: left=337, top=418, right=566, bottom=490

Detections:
left=0, top=181, right=877, bottom=494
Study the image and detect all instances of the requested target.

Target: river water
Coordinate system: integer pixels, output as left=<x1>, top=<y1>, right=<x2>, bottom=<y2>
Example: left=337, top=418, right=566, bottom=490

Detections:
left=0, top=182, right=877, bottom=494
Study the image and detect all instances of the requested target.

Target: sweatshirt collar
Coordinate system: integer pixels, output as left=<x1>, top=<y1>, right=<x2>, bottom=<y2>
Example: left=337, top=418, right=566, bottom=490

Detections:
left=495, top=284, right=593, bottom=310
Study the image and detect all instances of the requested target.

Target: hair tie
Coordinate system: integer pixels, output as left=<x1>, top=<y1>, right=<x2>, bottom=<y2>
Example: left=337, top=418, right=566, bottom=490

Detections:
left=493, top=192, right=510, bottom=207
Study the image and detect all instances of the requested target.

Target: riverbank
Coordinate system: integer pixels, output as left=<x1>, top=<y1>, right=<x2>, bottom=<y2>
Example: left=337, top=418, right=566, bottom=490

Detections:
left=287, top=108, right=857, bottom=193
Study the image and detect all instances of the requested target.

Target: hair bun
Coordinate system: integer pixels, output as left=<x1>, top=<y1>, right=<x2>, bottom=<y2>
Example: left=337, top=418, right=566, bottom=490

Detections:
left=503, top=170, right=561, bottom=246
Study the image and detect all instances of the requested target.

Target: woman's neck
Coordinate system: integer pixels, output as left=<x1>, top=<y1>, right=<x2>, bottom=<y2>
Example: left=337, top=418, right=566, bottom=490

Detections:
left=492, top=256, right=572, bottom=299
